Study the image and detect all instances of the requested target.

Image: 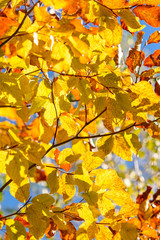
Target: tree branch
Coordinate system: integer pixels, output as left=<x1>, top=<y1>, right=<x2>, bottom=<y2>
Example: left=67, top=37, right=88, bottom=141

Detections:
left=0, top=1, right=40, bottom=48
left=0, top=196, right=31, bottom=220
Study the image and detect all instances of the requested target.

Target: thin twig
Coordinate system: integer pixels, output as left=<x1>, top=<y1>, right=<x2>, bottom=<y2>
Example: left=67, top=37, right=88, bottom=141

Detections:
left=84, top=104, right=87, bottom=124
left=0, top=0, right=40, bottom=48
left=0, top=196, right=31, bottom=220
left=75, top=107, right=107, bottom=137
left=0, top=105, right=16, bottom=108
left=45, top=165, right=73, bottom=175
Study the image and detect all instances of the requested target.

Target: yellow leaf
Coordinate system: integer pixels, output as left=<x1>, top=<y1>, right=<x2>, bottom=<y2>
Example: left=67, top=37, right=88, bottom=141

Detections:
left=9, top=178, right=30, bottom=203
left=40, top=0, right=68, bottom=9
left=99, top=22, right=122, bottom=47
left=0, top=150, right=8, bottom=174
left=74, top=167, right=93, bottom=186
left=78, top=78, right=94, bottom=104
left=58, top=174, right=75, bottom=201
left=6, top=219, right=26, bottom=240
left=34, top=6, right=52, bottom=24
left=50, top=41, right=72, bottom=72
left=23, top=139, right=45, bottom=165
left=26, top=203, right=50, bottom=239
left=32, top=193, right=55, bottom=206
left=130, top=81, right=160, bottom=109
left=95, top=225, right=113, bottom=240
left=6, top=151, right=28, bottom=185
left=104, top=189, right=134, bottom=206
left=98, top=194, right=115, bottom=216
left=67, top=35, right=89, bottom=58
left=82, top=151, right=104, bottom=172
left=47, top=169, right=59, bottom=194
left=36, top=79, right=51, bottom=98
left=120, top=222, right=139, bottom=240
left=124, top=133, right=142, bottom=155
left=94, top=169, right=126, bottom=190
left=39, top=116, right=54, bottom=143
left=82, top=191, right=98, bottom=206
left=103, top=97, right=125, bottom=131
left=118, top=9, right=145, bottom=32
left=60, top=114, right=78, bottom=137
left=97, top=136, right=113, bottom=156
left=119, top=203, right=139, bottom=218
left=0, top=220, right=3, bottom=229
left=29, top=96, right=47, bottom=115
left=43, top=100, right=57, bottom=126
left=113, top=134, right=132, bottom=161
left=77, top=203, right=95, bottom=224
left=0, top=72, right=22, bottom=105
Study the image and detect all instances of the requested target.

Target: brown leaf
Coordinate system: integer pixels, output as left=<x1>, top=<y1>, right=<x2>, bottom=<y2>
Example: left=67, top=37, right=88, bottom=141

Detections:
left=126, top=48, right=145, bottom=73
left=133, top=6, right=160, bottom=28
left=140, top=69, right=154, bottom=81
left=148, top=30, right=160, bottom=44
left=120, top=19, right=135, bottom=36
left=144, top=49, right=160, bottom=67
left=155, top=80, right=160, bottom=96
left=45, top=218, right=57, bottom=238
left=59, top=222, right=76, bottom=240
left=136, top=186, right=152, bottom=204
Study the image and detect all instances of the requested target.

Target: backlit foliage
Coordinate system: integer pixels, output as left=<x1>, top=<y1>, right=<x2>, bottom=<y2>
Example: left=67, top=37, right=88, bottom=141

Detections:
left=0, top=0, right=160, bottom=239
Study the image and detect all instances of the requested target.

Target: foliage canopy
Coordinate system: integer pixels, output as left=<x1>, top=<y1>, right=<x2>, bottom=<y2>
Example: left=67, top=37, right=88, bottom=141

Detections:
left=0, top=0, right=160, bottom=239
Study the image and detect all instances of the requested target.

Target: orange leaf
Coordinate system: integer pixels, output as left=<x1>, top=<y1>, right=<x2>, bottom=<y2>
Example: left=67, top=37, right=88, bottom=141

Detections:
left=144, top=49, right=160, bottom=67
left=133, top=6, right=160, bottom=28
left=45, top=218, right=57, bottom=238
left=59, top=221, right=76, bottom=240
left=141, top=224, right=158, bottom=239
left=136, top=186, right=152, bottom=204
left=120, top=19, right=135, bottom=36
left=0, top=17, right=18, bottom=38
left=126, top=48, right=145, bottom=73
left=148, top=30, right=160, bottom=44
left=34, top=168, right=47, bottom=183
left=54, top=148, right=71, bottom=171
left=14, top=216, right=29, bottom=227
left=102, top=0, right=129, bottom=9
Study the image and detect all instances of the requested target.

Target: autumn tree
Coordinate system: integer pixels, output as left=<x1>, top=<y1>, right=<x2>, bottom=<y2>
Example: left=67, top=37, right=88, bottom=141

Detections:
left=0, top=0, right=160, bottom=239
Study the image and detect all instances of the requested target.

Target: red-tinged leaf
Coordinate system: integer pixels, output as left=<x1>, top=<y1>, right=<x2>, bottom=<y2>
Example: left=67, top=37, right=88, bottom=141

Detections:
left=155, top=80, right=160, bottom=96
left=148, top=30, right=160, bottom=44
left=135, top=31, right=144, bottom=50
left=34, top=168, right=47, bottom=183
left=126, top=48, right=145, bottom=73
left=140, top=69, right=154, bottom=81
left=136, top=186, right=152, bottom=204
left=2, top=43, right=17, bottom=58
left=45, top=218, right=57, bottom=238
left=59, top=221, right=76, bottom=240
left=14, top=216, right=29, bottom=227
left=120, top=19, right=135, bottom=36
left=54, top=148, right=71, bottom=171
left=133, top=6, right=160, bottom=28
left=144, top=49, right=160, bottom=67
left=0, top=17, right=18, bottom=38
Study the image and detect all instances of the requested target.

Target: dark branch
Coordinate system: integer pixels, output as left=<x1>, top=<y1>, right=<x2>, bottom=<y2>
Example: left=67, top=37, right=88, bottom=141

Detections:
left=0, top=1, right=40, bottom=48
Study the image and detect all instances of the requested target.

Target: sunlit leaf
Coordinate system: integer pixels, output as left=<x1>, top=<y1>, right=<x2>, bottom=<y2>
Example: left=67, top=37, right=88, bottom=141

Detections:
left=133, top=5, right=160, bottom=28
left=6, top=219, right=27, bottom=240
